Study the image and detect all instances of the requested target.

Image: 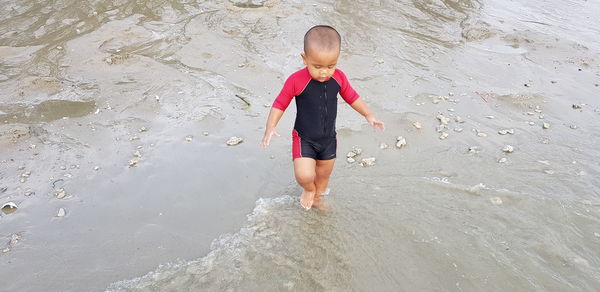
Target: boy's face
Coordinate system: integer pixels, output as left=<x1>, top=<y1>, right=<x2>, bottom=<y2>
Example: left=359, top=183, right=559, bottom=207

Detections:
left=301, top=48, right=340, bottom=82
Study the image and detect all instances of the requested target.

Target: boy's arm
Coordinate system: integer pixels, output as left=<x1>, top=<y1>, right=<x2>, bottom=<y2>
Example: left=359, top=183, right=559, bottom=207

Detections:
left=260, top=107, right=284, bottom=148
left=350, top=98, right=385, bottom=131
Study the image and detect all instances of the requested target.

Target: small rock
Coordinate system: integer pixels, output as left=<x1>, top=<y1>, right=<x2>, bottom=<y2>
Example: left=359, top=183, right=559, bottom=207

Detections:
left=396, top=136, right=407, bottom=148
left=185, top=136, right=193, bottom=142
left=55, top=189, right=67, bottom=199
left=542, top=123, right=550, bottom=129
left=485, top=115, right=495, bottom=119
left=1, top=202, right=18, bottom=215
left=379, top=142, right=389, bottom=149
left=439, top=132, right=449, bottom=140
left=202, top=131, right=209, bottom=136
left=263, top=103, right=270, bottom=108
left=226, top=136, right=243, bottom=146
left=347, top=151, right=358, bottom=158
left=128, top=160, right=138, bottom=167
left=129, top=136, right=140, bottom=141
left=477, top=132, right=487, bottom=137
left=454, top=128, right=463, bottom=132
left=94, top=166, right=100, bottom=171
left=138, top=127, right=148, bottom=132
left=539, top=114, right=545, bottom=119
left=133, top=151, right=142, bottom=158
left=2, top=248, right=9, bottom=253
left=524, top=83, right=531, bottom=87
left=502, top=145, right=514, bottom=153
left=57, top=208, right=66, bottom=217
left=436, top=124, right=446, bottom=133
left=347, top=157, right=355, bottom=163
left=572, top=104, right=582, bottom=110
left=526, top=112, right=535, bottom=116
left=528, top=121, right=535, bottom=126
left=455, top=116, right=464, bottom=123
left=490, top=197, right=503, bottom=205
left=594, top=232, right=600, bottom=238
left=412, top=122, right=422, bottom=129
left=570, top=125, right=577, bottom=129
left=360, top=157, right=376, bottom=167
left=448, top=92, right=455, bottom=96
left=498, top=157, right=508, bottom=163
left=437, top=114, right=450, bottom=125
left=351, top=146, right=362, bottom=155
left=448, top=108, right=455, bottom=112
left=468, top=146, right=480, bottom=153
left=544, top=169, right=555, bottom=175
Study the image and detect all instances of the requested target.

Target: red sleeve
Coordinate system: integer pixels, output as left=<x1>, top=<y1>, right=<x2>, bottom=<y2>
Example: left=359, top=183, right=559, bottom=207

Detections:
left=272, top=75, right=295, bottom=111
left=333, top=69, right=360, bottom=104
left=272, top=68, right=312, bottom=111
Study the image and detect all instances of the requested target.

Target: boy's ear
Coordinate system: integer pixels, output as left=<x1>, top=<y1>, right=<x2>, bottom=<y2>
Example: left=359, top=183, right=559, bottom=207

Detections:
left=300, top=53, right=307, bottom=65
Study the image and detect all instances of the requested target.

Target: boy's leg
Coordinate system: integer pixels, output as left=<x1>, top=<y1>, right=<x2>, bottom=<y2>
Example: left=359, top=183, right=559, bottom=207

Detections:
left=293, top=157, right=317, bottom=209
left=313, top=158, right=335, bottom=208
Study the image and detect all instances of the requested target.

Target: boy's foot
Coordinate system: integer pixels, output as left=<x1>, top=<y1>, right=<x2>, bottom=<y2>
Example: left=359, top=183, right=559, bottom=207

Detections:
left=300, top=190, right=315, bottom=210
left=312, top=193, right=328, bottom=211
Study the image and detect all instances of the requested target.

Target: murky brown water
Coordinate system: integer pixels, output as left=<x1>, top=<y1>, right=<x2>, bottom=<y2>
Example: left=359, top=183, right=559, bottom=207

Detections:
left=1, top=0, right=599, bottom=291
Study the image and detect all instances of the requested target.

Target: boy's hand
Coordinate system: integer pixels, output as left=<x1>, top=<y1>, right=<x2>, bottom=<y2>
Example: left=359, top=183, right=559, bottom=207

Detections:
left=261, top=128, right=280, bottom=148
left=366, top=115, right=385, bottom=131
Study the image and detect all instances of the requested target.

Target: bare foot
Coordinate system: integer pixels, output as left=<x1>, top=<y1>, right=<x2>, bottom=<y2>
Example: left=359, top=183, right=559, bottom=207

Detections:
left=312, top=193, right=328, bottom=211
left=300, top=190, right=315, bottom=210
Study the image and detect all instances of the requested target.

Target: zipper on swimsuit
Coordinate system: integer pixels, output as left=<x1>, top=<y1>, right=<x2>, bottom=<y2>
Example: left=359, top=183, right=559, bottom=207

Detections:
left=323, top=83, right=328, bottom=135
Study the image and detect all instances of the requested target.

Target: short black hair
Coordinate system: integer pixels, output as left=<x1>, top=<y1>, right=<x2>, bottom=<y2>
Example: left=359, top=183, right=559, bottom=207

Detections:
left=303, top=25, right=341, bottom=54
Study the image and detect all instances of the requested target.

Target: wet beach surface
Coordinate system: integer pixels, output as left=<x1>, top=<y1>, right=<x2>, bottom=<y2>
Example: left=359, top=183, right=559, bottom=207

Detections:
left=1, top=0, right=599, bottom=291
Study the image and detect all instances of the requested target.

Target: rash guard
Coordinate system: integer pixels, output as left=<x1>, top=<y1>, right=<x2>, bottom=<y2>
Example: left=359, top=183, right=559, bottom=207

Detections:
left=272, top=67, right=360, bottom=141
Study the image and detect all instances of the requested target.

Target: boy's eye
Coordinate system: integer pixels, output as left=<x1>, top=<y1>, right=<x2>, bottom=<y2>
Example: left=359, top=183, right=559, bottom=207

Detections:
left=328, top=65, right=335, bottom=69
left=314, top=66, right=322, bottom=69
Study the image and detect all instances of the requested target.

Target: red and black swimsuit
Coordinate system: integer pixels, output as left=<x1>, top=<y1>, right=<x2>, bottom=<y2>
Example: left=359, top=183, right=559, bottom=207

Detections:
left=272, top=67, right=360, bottom=160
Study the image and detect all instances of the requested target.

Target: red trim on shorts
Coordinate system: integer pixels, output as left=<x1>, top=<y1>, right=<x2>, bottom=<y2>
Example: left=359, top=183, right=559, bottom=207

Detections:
left=292, top=129, right=302, bottom=160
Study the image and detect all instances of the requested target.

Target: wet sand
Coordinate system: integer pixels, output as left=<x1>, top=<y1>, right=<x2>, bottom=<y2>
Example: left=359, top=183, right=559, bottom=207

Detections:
left=1, top=0, right=600, bottom=291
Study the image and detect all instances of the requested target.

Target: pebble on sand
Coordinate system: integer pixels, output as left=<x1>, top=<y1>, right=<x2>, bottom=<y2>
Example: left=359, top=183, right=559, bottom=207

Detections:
left=129, top=136, right=140, bottom=141
left=226, top=136, right=243, bottom=146
left=360, top=157, right=376, bottom=167
left=185, top=136, right=193, bottom=142
left=202, top=131, right=209, bottom=136
left=502, top=145, right=514, bottom=153
left=468, top=146, right=480, bottom=153
left=55, top=189, right=67, bottom=199
left=498, top=157, right=508, bottom=163
left=572, top=104, right=582, bottom=110
left=1, top=202, right=18, bottom=215
left=128, top=160, right=138, bottom=167
left=542, top=122, right=550, bottom=129
left=57, top=208, right=66, bottom=217
left=454, top=128, right=463, bottom=132
left=498, top=129, right=515, bottom=135
left=490, top=197, right=503, bottom=205
left=347, top=157, right=356, bottom=163
left=477, top=132, right=487, bottom=137
left=412, top=122, right=422, bottom=129
left=138, top=127, right=148, bottom=132
left=133, top=151, right=142, bottom=158
left=437, top=114, right=450, bottom=125
left=396, top=136, right=407, bottom=148
left=379, top=142, right=389, bottom=149
left=455, top=116, right=464, bottom=123
left=439, top=132, right=449, bottom=140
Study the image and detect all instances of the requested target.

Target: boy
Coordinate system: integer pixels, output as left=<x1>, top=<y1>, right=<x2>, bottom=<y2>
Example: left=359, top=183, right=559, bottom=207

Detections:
left=260, top=25, right=385, bottom=210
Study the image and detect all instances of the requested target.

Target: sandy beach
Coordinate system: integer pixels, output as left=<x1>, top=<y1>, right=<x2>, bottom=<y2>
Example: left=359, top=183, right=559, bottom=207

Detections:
left=1, top=0, right=599, bottom=291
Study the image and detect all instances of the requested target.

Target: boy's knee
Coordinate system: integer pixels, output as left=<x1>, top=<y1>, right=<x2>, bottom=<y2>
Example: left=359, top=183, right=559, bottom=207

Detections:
left=295, top=171, right=315, bottom=185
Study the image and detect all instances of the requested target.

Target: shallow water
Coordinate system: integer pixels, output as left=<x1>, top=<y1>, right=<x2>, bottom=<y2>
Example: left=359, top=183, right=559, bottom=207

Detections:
left=1, top=0, right=599, bottom=291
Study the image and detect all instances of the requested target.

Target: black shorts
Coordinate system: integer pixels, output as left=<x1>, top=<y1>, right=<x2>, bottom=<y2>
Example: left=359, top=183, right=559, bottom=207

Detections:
left=292, top=130, right=337, bottom=160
